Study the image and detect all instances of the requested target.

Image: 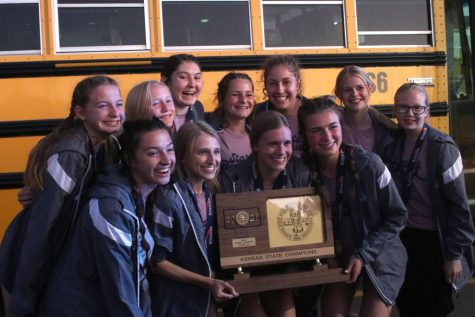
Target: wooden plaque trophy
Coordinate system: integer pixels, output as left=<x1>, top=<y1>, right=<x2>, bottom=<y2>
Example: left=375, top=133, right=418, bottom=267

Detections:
left=215, top=187, right=349, bottom=294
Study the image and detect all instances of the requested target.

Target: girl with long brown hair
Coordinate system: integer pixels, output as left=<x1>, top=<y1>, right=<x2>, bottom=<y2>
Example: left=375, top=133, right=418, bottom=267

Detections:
left=0, top=75, right=124, bottom=316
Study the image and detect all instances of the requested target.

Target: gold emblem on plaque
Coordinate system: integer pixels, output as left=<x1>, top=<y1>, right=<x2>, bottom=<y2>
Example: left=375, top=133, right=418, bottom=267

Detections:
left=267, top=195, right=324, bottom=248
left=277, top=200, right=313, bottom=241
left=235, top=210, right=250, bottom=226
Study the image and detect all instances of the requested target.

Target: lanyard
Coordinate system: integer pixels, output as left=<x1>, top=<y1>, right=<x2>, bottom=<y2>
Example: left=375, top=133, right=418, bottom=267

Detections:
left=317, top=146, right=347, bottom=256
left=129, top=178, right=152, bottom=276
left=334, top=146, right=347, bottom=224
left=398, top=124, right=428, bottom=203
left=84, top=125, right=98, bottom=173
left=186, top=182, right=214, bottom=259
left=251, top=159, right=288, bottom=191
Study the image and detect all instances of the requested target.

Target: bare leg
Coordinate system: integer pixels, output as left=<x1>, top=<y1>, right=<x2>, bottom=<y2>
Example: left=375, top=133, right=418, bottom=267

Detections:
left=208, top=299, right=217, bottom=317
left=261, top=289, right=296, bottom=317
left=236, top=294, right=267, bottom=317
left=359, top=280, right=392, bottom=317
left=321, top=282, right=356, bottom=317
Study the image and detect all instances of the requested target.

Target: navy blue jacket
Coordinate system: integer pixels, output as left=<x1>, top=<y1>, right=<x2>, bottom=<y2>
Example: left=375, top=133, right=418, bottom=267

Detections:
left=187, top=100, right=206, bottom=121
left=148, top=180, right=212, bottom=317
left=367, top=107, right=398, bottom=157
left=306, top=145, right=408, bottom=305
left=220, top=155, right=311, bottom=192
left=385, top=126, right=475, bottom=291
left=39, top=165, right=153, bottom=317
left=0, top=126, right=120, bottom=316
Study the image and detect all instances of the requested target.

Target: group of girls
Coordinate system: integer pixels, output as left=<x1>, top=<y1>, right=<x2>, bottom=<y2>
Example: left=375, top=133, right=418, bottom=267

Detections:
left=0, top=53, right=473, bottom=317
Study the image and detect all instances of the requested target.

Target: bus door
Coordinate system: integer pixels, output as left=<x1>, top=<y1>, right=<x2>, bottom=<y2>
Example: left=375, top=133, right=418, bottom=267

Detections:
left=447, top=0, right=475, bottom=221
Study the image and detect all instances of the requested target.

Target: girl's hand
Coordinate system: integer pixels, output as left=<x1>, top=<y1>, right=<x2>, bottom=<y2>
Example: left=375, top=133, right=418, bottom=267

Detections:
left=210, top=279, right=239, bottom=302
left=344, top=255, right=363, bottom=283
left=443, top=259, right=462, bottom=284
left=17, top=187, right=34, bottom=208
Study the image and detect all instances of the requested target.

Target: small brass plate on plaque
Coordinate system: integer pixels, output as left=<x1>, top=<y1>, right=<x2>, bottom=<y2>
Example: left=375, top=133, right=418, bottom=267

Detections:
left=224, top=208, right=260, bottom=229
left=232, top=237, right=256, bottom=248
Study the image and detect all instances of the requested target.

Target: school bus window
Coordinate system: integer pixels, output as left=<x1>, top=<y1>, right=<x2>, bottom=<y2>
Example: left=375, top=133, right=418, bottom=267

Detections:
left=262, top=0, right=344, bottom=49
left=55, top=0, right=149, bottom=52
left=161, top=0, right=251, bottom=50
left=356, top=0, right=433, bottom=46
left=0, top=0, right=41, bottom=55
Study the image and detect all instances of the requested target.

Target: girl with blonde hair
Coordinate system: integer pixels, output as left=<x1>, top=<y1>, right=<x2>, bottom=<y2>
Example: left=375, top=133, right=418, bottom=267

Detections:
left=334, top=65, right=397, bottom=156
left=149, top=121, right=238, bottom=317
left=125, top=80, right=176, bottom=130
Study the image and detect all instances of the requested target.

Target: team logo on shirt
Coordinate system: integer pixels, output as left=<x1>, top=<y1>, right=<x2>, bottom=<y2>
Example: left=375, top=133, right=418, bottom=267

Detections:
left=277, top=200, right=314, bottom=241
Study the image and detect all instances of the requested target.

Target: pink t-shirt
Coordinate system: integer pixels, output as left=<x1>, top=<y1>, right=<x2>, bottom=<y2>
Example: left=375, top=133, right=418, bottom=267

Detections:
left=341, top=119, right=375, bottom=152
left=173, top=115, right=186, bottom=131
left=286, top=114, right=303, bottom=158
left=195, top=191, right=207, bottom=221
left=218, top=128, right=251, bottom=168
left=400, top=138, right=435, bottom=230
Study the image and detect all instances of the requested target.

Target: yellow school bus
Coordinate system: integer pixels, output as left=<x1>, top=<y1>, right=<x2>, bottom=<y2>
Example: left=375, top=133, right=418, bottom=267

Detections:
left=0, top=0, right=474, bottom=237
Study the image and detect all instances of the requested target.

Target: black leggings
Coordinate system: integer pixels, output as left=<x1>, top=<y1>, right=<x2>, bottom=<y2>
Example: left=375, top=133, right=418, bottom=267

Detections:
left=396, top=227, right=454, bottom=317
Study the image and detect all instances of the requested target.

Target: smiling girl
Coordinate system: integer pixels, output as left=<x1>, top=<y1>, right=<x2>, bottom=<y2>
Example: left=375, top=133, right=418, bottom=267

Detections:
left=298, top=98, right=407, bottom=317
left=161, top=54, right=205, bottom=130
left=208, top=72, right=255, bottom=167
left=0, top=76, right=124, bottom=316
left=255, top=55, right=307, bottom=157
left=149, top=121, right=238, bottom=317
left=126, top=80, right=176, bottom=130
left=220, top=111, right=312, bottom=317
left=334, top=65, right=397, bottom=156
left=386, top=83, right=475, bottom=317
left=37, top=119, right=172, bottom=316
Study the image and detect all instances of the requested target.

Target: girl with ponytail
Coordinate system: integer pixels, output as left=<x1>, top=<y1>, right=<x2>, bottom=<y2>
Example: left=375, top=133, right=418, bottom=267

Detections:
left=0, top=75, right=124, bottom=316
left=37, top=119, right=172, bottom=316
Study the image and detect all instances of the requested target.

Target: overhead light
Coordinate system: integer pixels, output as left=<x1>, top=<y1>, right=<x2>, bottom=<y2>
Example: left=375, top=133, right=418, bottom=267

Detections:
left=201, top=19, right=209, bottom=23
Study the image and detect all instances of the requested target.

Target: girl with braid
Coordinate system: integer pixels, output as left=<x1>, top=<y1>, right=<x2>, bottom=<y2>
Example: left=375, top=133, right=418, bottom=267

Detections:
left=298, top=98, right=407, bottom=317
left=0, top=75, right=124, bottom=316
left=148, top=121, right=238, bottom=317
left=38, top=119, right=172, bottom=316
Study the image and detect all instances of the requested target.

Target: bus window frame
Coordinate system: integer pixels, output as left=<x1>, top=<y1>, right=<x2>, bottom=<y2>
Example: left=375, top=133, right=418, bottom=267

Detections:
left=53, top=0, right=151, bottom=53
left=355, top=0, right=435, bottom=47
left=160, top=0, right=253, bottom=52
left=0, top=0, right=42, bottom=56
left=260, top=0, right=346, bottom=50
